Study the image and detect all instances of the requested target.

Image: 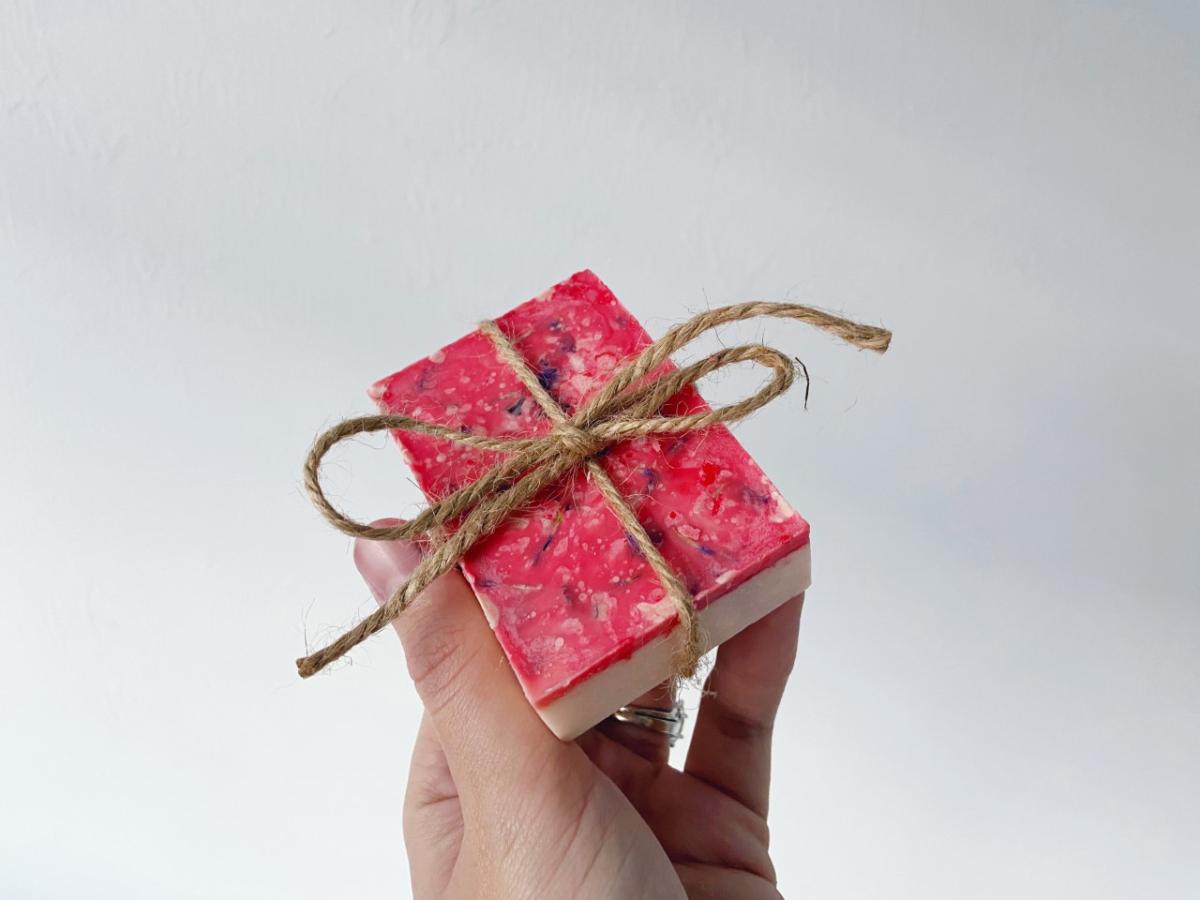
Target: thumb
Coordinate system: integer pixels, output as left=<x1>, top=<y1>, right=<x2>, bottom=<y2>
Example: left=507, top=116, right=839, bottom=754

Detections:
left=352, top=523, right=564, bottom=801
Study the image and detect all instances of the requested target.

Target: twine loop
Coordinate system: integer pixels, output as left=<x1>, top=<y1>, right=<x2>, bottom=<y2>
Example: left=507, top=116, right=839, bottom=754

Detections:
left=298, top=301, right=891, bottom=681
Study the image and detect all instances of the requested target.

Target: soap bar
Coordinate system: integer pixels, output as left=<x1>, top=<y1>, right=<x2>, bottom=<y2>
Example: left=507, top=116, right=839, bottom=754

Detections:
left=370, top=270, right=811, bottom=739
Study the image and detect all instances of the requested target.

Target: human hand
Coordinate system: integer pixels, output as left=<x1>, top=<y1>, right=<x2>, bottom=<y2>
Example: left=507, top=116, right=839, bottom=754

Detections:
left=354, top=528, right=803, bottom=899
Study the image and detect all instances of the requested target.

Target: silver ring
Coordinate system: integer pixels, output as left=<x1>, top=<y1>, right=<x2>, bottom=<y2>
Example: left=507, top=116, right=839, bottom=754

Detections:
left=611, top=700, right=687, bottom=747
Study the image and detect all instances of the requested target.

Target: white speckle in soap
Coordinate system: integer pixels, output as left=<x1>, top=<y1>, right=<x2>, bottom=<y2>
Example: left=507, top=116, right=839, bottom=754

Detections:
left=769, top=489, right=796, bottom=522
left=636, top=597, right=674, bottom=624
left=716, top=570, right=735, bottom=585
left=429, top=349, right=445, bottom=363
left=606, top=538, right=627, bottom=561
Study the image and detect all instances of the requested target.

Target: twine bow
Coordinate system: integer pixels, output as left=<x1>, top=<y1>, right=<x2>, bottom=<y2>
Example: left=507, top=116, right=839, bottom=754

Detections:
left=299, top=301, right=891, bottom=679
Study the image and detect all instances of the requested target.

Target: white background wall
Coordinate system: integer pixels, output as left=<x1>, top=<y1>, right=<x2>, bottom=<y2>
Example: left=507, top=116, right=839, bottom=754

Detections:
left=2, top=2, right=1197, bottom=898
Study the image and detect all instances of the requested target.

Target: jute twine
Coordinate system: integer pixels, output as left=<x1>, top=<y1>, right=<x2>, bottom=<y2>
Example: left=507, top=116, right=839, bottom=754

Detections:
left=299, top=301, right=891, bottom=680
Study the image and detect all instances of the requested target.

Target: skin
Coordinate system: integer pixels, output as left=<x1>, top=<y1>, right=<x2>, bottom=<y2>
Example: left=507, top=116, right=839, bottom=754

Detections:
left=354, top=528, right=804, bottom=900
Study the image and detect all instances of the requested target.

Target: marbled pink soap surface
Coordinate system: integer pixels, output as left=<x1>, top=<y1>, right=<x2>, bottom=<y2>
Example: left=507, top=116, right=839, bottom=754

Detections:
left=370, top=271, right=809, bottom=706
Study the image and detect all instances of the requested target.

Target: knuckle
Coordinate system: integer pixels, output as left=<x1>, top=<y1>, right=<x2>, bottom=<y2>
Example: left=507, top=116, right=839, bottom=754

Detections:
left=749, top=813, right=772, bottom=853
left=734, top=809, right=777, bottom=883
left=713, top=702, right=772, bottom=743
left=401, top=620, right=479, bottom=712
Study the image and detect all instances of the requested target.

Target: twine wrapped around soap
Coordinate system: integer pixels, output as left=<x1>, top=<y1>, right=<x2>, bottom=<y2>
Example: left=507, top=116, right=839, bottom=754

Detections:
left=299, top=301, right=891, bottom=680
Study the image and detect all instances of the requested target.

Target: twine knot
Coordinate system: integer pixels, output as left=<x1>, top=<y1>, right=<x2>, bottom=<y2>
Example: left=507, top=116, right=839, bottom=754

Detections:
left=298, top=300, right=891, bottom=681
left=552, top=422, right=607, bottom=459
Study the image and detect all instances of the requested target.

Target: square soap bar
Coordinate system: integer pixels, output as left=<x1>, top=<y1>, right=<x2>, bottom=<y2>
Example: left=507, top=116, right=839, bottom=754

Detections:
left=370, top=271, right=811, bottom=739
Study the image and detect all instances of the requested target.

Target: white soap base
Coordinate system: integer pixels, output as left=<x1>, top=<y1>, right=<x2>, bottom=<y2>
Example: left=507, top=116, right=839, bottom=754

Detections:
left=538, top=543, right=812, bottom=740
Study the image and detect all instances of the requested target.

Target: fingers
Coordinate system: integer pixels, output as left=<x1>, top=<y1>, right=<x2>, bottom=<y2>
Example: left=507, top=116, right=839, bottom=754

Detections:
left=353, top=525, right=563, bottom=806
left=684, top=593, right=804, bottom=818
left=579, top=730, right=775, bottom=883
left=595, top=680, right=676, bottom=765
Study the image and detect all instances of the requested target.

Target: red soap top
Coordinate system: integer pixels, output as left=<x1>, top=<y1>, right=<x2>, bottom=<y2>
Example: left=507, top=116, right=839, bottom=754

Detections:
left=370, top=271, right=809, bottom=706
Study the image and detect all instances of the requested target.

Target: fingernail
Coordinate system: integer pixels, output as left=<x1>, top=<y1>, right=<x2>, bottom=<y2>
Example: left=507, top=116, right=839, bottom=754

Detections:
left=353, top=534, right=422, bottom=606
